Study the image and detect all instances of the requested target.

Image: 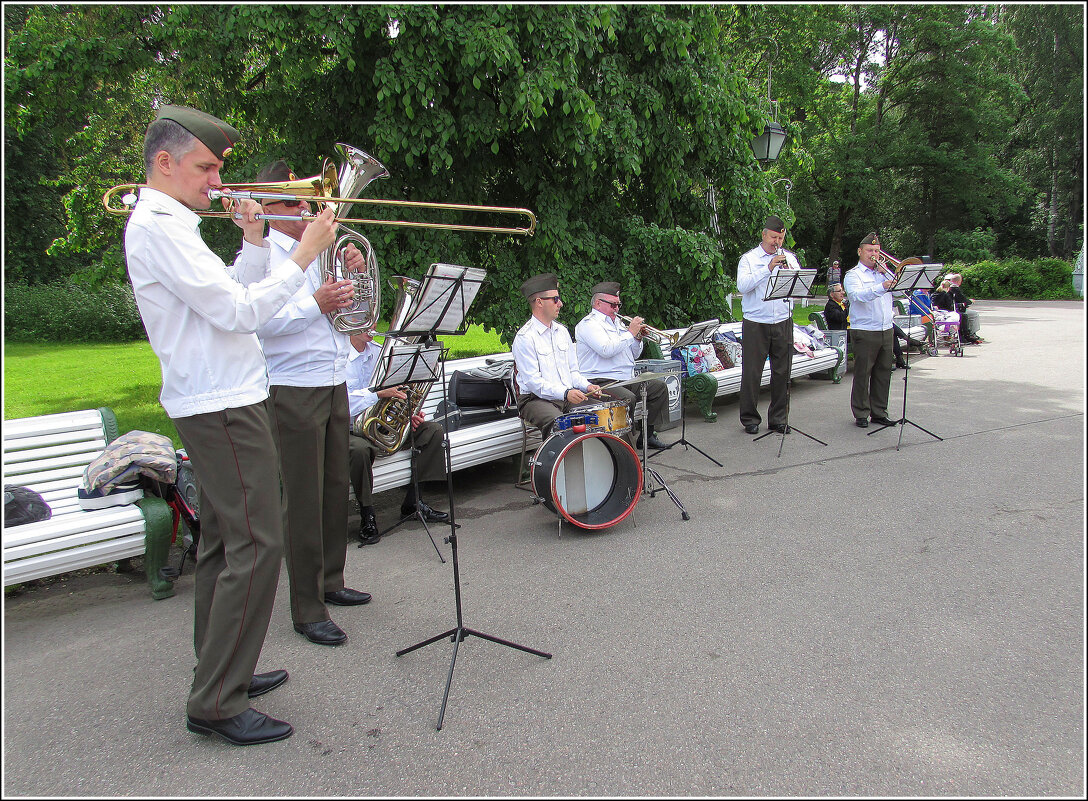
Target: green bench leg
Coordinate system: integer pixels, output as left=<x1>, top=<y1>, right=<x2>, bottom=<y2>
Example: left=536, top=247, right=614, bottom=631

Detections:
left=136, top=497, right=176, bottom=600
left=683, top=373, right=718, bottom=422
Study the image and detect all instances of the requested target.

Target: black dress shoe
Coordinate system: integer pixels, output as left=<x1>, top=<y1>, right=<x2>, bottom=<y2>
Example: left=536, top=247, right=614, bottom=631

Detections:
left=871, top=416, right=896, bottom=427
left=402, top=500, right=450, bottom=523
left=357, top=508, right=381, bottom=547
left=186, top=708, right=293, bottom=746
left=855, top=418, right=869, bottom=428
left=895, top=362, right=910, bottom=370
left=768, top=423, right=791, bottom=434
left=247, top=670, right=288, bottom=698
left=744, top=424, right=759, bottom=435
left=294, top=619, right=347, bottom=646
left=324, top=588, right=372, bottom=606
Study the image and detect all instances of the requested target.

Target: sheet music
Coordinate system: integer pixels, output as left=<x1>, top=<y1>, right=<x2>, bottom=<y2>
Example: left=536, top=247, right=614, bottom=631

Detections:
left=374, top=342, right=444, bottom=389
left=763, top=268, right=817, bottom=301
left=400, top=263, right=487, bottom=335
left=673, top=319, right=721, bottom=349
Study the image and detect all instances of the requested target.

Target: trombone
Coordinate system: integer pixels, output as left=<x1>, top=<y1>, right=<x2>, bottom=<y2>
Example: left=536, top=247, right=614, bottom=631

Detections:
left=873, top=249, right=923, bottom=283
left=618, top=314, right=680, bottom=347
left=102, top=167, right=537, bottom=236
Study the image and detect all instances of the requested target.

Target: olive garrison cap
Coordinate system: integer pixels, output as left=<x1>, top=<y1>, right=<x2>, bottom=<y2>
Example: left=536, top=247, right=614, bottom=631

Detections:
left=591, top=281, right=621, bottom=296
left=860, top=231, right=880, bottom=247
left=764, top=215, right=785, bottom=233
left=255, top=159, right=297, bottom=184
left=154, top=105, right=240, bottom=159
left=520, top=273, right=559, bottom=299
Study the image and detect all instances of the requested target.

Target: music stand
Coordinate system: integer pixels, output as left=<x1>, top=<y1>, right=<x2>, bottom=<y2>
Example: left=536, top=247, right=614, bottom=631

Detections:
left=646, top=319, right=723, bottom=468
left=868, top=263, right=945, bottom=450
left=752, top=268, right=828, bottom=456
left=393, top=263, right=551, bottom=731
left=369, top=341, right=448, bottom=562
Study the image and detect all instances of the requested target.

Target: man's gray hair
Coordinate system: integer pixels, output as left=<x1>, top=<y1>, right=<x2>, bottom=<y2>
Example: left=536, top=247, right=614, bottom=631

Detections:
left=143, top=117, right=198, bottom=176
left=828, top=284, right=843, bottom=296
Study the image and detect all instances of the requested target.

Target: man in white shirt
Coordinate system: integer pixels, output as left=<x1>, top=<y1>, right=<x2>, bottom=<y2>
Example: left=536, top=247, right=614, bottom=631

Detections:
left=346, top=331, right=449, bottom=545
left=574, top=280, right=669, bottom=450
left=736, top=216, right=800, bottom=435
left=243, top=160, right=373, bottom=649
left=511, top=273, right=601, bottom=438
left=125, top=105, right=336, bottom=746
left=843, top=232, right=897, bottom=428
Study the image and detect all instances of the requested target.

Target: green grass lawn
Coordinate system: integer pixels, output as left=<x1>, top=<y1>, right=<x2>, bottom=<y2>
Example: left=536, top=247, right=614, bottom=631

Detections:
left=4, top=326, right=508, bottom=447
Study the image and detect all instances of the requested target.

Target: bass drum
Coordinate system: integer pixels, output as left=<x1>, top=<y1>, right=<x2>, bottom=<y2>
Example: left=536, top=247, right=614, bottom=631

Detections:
left=531, top=430, right=643, bottom=530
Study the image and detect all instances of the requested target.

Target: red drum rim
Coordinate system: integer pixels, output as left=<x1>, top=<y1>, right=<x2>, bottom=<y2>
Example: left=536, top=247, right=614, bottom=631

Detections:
left=541, top=431, right=643, bottom=530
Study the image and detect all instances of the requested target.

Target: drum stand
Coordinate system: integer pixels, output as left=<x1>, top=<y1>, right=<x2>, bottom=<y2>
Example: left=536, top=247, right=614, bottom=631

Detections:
left=637, top=383, right=690, bottom=520
left=393, top=265, right=551, bottom=731
left=377, top=424, right=448, bottom=563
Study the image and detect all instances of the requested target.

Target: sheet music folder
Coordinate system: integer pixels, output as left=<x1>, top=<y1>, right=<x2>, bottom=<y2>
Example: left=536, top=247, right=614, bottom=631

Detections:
left=393, top=263, right=487, bottom=337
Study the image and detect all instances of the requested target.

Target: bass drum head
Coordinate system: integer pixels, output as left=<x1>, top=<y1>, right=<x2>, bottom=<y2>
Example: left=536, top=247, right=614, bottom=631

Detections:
left=531, top=430, right=643, bottom=530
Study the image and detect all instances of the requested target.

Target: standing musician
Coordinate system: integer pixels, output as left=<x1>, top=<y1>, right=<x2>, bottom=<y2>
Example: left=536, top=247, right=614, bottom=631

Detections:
left=843, top=232, right=897, bottom=428
left=511, top=273, right=602, bottom=439
left=574, top=280, right=670, bottom=450
left=346, top=330, right=449, bottom=547
left=736, top=215, right=800, bottom=435
left=241, top=159, right=373, bottom=650
left=125, top=105, right=337, bottom=746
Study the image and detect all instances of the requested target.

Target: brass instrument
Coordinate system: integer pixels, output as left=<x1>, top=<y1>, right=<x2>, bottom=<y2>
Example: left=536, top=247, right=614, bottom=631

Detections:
left=618, top=314, right=680, bottom=347
left=873, top=249, right=923, bottom=283
left=102, top=162, right=538, bottom=236
left=354, top=276, right=434, bottom=455
left=775, top=246, right=801, bottom=268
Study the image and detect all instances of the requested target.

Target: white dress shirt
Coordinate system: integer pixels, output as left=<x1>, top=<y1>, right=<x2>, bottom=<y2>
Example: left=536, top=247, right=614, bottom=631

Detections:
left=574, top=308, right=641, bottom=381
left=843, top=262, right=894, bottom=331
left=124, top=187, right=307, bottom=418
left=242, top=227, right=352, bottom=387
left=345, top=340, right=383, bottom=419
left=736, top=244, right=800, bottom=323
left=512, top=317, right=590, bottom=401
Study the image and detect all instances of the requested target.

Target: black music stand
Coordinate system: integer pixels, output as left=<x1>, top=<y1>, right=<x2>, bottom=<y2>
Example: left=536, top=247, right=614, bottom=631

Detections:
left=752, top=268, right=828, bottom=456
left=645, top=319, right=723, bottom=468
left=369, top=341, right=449, bottom=563
left=392, top=263, right=551, bottom=731
left=868, top=263, right=945, bottom=450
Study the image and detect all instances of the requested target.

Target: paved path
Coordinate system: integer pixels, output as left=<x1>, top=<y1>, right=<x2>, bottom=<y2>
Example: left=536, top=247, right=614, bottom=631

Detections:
left=3, top=300, right=1083, bottom=796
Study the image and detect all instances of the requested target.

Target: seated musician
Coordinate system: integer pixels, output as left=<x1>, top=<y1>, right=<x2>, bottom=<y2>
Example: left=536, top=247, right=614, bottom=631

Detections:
left=511, top=273, right=602, bottom=439
left=346, top=331, right=449, bottom=546
left=574, top=280, right=670, bottom=450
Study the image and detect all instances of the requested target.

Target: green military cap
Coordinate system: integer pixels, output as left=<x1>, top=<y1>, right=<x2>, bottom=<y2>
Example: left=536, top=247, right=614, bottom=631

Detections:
left=520, top=273, right=559, bottom=299
left=591, top=281, right=621, bottom=296
left=255, top=159, right=297, bottom=184
left=860, top=231, right=880, bottom=247
left=155, top=105, right=240, bottom=159
left=764, top=215, right=785, bottom=233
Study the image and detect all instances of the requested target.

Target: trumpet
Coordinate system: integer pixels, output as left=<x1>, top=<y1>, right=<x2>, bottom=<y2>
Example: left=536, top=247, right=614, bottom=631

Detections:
left=101, top=164, right=537, bottom=236
left=618, top=314, right=679, bottom=347
left=774, top=247, right=800, bottom=268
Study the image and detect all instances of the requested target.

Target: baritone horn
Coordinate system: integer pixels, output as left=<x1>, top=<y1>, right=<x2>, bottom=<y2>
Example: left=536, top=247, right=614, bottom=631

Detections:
left=618, top=314, right=679, bottom=347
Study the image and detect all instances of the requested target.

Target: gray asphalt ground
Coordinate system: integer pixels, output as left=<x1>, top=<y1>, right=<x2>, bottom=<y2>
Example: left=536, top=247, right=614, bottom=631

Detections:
left=2, top=300, right=1084, bottom=798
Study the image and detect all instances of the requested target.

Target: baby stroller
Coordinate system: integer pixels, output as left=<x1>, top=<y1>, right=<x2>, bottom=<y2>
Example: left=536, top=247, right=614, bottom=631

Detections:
left=931, top=310, right=964, bottom=357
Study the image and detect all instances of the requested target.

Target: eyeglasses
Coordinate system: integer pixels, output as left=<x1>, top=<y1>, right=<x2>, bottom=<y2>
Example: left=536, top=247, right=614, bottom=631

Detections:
left=267, top=198, right=303, bottom=209
left=600, top=299, right=621, bottom=309
left=537, top=295, right=561, bottom=304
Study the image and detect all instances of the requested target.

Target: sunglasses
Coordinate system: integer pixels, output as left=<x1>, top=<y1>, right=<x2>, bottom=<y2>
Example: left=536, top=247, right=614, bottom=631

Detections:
left=267, top=198, right=303, bottom=209
left=600, top=299, right=621, bottom=309
left=537, top=295, right=561, bottom=304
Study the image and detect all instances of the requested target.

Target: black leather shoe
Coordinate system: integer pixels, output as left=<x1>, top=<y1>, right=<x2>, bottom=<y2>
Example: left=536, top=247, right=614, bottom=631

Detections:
left=768, top=423, right=791, bottom=434
left=324, top=588, right=372, bottom=606
left=402, top=500, right=450, bottom=523
left=871, top=416, right=896, bottom=427
left=357, top=508, right=380, bottom=547
left=294, top=619, right=347, bottom=646
left=895, top=362, right=909, bottom=370
left=744, top=424, right=759, bottom=435
left=186, top=708, right=293, bottom=746
left=855, top=418, right=869, bottom=428
left=644, top=432, right=668, bottom=449
left=247, top=670, right=288, bottom=698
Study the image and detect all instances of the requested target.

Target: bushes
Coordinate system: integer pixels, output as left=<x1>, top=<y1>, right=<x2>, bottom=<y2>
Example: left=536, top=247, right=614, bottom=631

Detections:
left=946, top=257, right=1081, bottom=300
left=4, top=281, right=147, bottom=343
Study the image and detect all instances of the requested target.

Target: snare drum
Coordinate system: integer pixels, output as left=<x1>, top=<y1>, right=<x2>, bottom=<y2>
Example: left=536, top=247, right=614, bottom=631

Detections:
left=579, top=399, right=630, bottom=435
left=530, top=430, right=643, bottom=530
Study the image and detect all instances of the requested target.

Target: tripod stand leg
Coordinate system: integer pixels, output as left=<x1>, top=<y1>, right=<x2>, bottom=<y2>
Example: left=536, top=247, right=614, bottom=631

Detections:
left=462, top=627, right=553, bottom=659
left=397, top=626, right=460, bottom=657
left=643, top=464, right=690, bottom=520
left=435, top=629, right=464, bottom=731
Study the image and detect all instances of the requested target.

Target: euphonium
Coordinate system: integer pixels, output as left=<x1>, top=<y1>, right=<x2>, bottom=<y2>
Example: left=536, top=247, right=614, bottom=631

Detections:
left=320, top=144, right=391, bottom=334
left=353, top=276, right=435, bottom=455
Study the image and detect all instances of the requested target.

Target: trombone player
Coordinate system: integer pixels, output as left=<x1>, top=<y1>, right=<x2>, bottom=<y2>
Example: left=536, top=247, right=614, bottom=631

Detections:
left=574, top=281, right=670, bottom=450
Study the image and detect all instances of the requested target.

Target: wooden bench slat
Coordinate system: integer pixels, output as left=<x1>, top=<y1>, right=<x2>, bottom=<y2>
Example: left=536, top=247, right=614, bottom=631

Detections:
left=3, top=506, right=146, bottom=549
left=2, top=410, right=105, bottom=441
left=3, top=437, right=107, bottom=463
left=3, top=535, right=147, bottom=586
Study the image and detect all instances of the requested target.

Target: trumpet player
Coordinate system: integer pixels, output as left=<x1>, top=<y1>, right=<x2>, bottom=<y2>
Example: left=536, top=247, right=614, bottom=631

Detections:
left=346, top=330, right=449, bottom=549
left=843, top=232, right=898, bottom=428
left=574, top=281, right=670, bottom=450
left=238, top=160, right=372, bottom=648
left=737, top=215, right=800, bottom=435
left=126, top=106, right=337, bottom=746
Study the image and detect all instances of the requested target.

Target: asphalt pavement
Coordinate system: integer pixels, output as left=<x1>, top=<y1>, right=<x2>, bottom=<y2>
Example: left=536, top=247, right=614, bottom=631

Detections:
left=2, top=300, right=1084, bottom=797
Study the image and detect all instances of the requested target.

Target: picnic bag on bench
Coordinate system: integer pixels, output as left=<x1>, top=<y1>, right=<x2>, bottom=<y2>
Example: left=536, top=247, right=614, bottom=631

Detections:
left=435, top=359, right=519, bottom=432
